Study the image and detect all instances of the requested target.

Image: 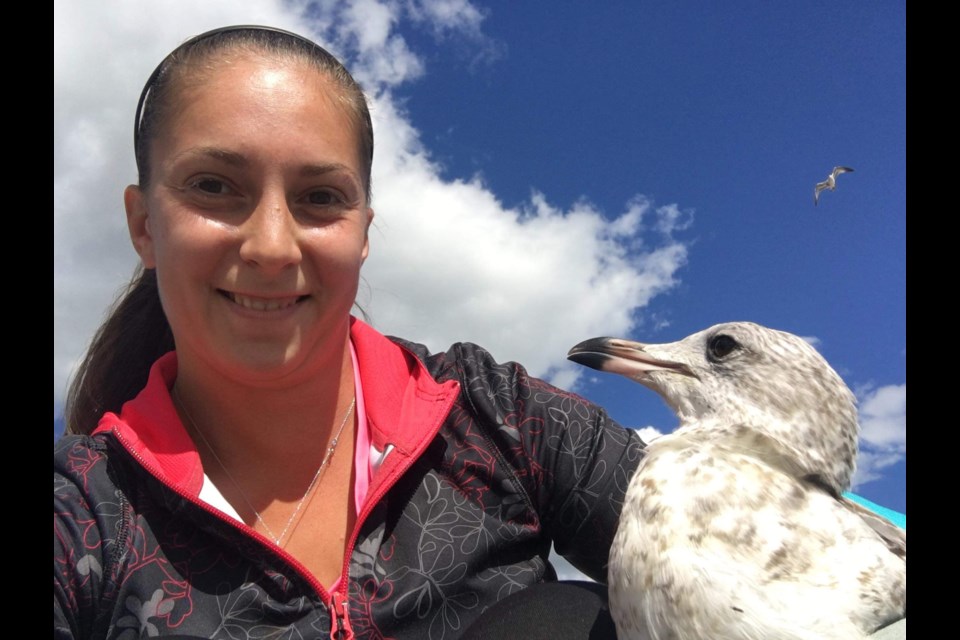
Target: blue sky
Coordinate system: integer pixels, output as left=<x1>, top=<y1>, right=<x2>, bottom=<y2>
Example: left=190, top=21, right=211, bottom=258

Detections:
left=392, top=2, right=907, bottom=512
left=55, top=0, right=905, bottom=519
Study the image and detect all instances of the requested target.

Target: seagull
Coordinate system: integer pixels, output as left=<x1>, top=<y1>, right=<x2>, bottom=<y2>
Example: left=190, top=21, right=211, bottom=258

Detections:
left=814, top=166, right=855, bottom=206
left=567, top=322, right=905, bottom=640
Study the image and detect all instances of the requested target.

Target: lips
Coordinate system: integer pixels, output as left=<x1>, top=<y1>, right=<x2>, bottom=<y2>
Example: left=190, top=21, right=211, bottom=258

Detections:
left=221, top=291, right=307, bottom=311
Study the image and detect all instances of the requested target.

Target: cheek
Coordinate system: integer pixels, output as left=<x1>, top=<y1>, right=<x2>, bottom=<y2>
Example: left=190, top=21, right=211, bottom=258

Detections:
left=307, top=225, right=369, bottom=269
left=150, top=225, right=188, bottom=272
left=150, top=207, right=222, bottom=253
left=317, top=247, right=366, bottom=283
left=149, top=218, right=227, bottom=291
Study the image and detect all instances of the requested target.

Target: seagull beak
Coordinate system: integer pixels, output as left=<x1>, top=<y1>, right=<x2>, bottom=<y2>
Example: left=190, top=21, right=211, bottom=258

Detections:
left=567, top=337, right=698, bottom=380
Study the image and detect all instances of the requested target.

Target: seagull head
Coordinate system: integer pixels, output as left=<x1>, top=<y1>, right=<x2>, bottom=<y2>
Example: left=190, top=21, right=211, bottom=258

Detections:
left=568, top=321, right=860, bottom=492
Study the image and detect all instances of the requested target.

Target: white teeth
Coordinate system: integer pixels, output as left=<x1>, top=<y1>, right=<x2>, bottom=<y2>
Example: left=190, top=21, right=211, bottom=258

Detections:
left=229, top=293, right=301, bottom=311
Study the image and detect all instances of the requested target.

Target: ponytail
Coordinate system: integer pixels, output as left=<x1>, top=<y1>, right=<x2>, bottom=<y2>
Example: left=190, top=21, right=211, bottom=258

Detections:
left=65, top=268, right=174, bottom=435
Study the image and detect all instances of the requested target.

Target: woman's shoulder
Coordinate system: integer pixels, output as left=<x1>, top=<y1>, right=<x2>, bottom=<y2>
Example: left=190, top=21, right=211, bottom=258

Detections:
left=54, top=433, right=143, bottom=631
left=55, top=433, right=109, bottom=473
left=354, top=317, right=531, bottom=382
left=54, top=433, right=129, bottom=507
left=388, top=335, right=508, bottom=371
left=390, top=334, right=622, bottom=428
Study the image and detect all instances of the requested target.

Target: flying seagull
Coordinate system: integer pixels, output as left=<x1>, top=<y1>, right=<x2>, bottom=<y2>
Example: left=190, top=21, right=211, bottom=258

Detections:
left=815, top=166, right=855, bottom=205
left=568, top=322, right=905, bottom=640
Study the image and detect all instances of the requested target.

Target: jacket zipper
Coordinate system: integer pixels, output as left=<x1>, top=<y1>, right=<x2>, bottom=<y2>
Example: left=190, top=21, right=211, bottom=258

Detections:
left=112, top=490, right=131, bottom=569
left=333, top=387, right=459, bottom=623
left=111, top=374, right=458, bottom=640
left=329, top=591, right=354, bottom=639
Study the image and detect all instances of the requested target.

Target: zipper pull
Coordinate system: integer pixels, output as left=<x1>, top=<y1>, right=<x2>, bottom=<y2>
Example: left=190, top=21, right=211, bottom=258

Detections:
left=373, top=443, right=395, bottom=472
left=329, top=591, right=354, bottom=640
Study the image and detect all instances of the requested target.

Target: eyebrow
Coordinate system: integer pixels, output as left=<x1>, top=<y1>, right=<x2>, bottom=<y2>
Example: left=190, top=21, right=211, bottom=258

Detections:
left=172, top=148, right=359, bottom=183
left=300, top=163, right=364, bottom=195
left=300, top=162, right=358, bottom=179
left=174, top=147, right=249, bottom=167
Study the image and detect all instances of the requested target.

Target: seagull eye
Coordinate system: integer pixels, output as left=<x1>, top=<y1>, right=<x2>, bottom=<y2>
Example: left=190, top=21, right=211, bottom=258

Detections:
left=707, top=334, right=740, bottom=360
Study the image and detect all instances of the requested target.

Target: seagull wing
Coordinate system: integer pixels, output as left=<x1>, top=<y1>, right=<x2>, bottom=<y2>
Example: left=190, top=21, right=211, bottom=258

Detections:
left=839, top=495, right=907, bottom=561
left=814, top=179, right=830, bottom=205
left=832, top=166, right=855, bottom=178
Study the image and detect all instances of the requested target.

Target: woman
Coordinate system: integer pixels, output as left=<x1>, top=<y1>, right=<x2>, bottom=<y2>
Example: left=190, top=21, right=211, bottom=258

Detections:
left=54, top=26, right=643, bottom=639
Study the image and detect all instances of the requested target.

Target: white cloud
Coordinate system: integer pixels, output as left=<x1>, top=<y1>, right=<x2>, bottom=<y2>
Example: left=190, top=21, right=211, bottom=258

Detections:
left=406, top=0, right=485, bottom=34
left=851, top=383, right=906, bottom=490
left=361, top=165, right=688, bottom=381
left=399, top=0, right=504, bottom=71
left=333, top=0, right=426, bottom=87
left=652, top=202, right=694, bottom=236
left=850, top=450, right=904, bottom=489
left=635, top=426, right=666, bottom=444
left=54, top=0, right=691, bottom=408
left=858, top=383, right=906, bottom=450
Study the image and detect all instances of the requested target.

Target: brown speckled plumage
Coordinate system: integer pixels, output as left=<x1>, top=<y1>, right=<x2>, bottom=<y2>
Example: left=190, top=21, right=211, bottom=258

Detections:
left=568, top=322, right=906, bottom=640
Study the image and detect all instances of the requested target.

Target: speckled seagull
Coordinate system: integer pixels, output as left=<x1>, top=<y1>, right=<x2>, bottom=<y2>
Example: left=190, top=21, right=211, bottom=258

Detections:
left=814, top=166, right=854, bottom=206
left=568, top=322, right=905, bottom=640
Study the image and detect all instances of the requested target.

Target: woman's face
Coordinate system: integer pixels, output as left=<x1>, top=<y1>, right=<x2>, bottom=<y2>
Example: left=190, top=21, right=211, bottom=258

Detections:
left=126, top=54, right=373, bottom=385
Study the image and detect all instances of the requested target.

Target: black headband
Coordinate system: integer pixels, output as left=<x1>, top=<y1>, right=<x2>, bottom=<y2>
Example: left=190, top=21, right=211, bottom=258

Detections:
left=133, top=25, right=325, bottom=175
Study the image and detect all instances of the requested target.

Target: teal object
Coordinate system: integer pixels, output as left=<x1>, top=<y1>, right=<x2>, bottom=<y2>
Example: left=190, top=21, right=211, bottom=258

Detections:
left=843, top=493, right=906, bottom=530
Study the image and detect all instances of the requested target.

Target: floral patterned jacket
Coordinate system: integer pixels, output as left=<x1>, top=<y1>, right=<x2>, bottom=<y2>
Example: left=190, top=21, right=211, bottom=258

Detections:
left=54, top=318, right=645, bottom=640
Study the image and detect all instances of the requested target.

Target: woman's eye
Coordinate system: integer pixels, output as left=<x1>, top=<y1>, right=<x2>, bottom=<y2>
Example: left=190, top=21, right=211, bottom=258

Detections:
left=707, top=334, right=740, bottom=360
left=307, top=190, right=342, bottom=206
left=190, top=178, right=231, bottom=195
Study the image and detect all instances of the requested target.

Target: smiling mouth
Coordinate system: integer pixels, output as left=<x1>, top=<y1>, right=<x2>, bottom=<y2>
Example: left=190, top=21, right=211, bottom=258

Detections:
left=221, top=291, right=308, bottom=311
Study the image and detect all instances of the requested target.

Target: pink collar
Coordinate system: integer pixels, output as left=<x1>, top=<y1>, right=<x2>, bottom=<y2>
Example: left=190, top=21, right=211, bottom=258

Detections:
left=93, top=318, right=460, bottom=498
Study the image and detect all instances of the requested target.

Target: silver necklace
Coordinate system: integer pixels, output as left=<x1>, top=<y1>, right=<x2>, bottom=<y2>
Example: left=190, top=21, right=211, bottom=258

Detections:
left=173, top=387, right=356, bottom=547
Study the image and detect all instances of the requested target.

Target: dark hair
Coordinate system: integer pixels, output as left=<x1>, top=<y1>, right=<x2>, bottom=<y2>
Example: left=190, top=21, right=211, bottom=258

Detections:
left=65, top=26, right=374, bottom=435
left=65, top=268, right=174, bottom=434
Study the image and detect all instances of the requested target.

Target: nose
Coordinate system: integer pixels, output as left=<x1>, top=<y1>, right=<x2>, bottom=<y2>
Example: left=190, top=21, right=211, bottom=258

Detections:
left=238, top=194, right=302, bottom=272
